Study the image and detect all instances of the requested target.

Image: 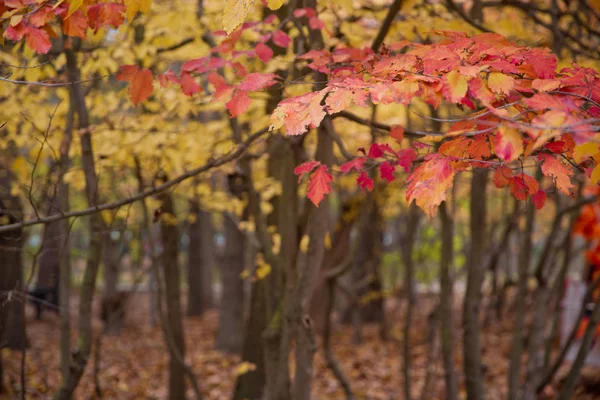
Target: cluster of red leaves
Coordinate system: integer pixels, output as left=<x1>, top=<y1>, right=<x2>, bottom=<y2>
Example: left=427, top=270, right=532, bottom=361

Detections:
left=279, top=31, right=600, bottom=215
left=2, top=0, right=125, bottom=54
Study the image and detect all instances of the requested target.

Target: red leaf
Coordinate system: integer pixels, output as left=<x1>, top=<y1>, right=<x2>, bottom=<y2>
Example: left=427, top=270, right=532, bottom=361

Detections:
left=180, top=73, right=201, bottom=96
left=368, top=143, right=384, bottom=158
left=390, top=125, right=404, bottom=142
left=208, top=72, right=233, bottom=100
left=62, top=9, right=87, bottom=38
left=397, top=148, right=417, bottom=172
left=340, top=157, right=365, bottom=173
left=406, top=155, right=456, bottom=216
left=509, top=173, right=539, bottom=201
left=4, top=22, right=26, bottom=41
left=226, top=90, right=252, bottom=117
left=128, top=68, right=154, bottom=105
left=239, top=73, right=278, bottom=92
left=272, top=30, right=291, bottom=48
left=294, top=161, right=320, bottom=181
left=307, top=165, right=332, bottom=207
left=493, top=166, right=513, bottom=188
left=532, top=190, right=547, bottom=210
left=25, top=26, right=51, bottom=54
left=157, top=69, right=179, bottom=88
left=357, top=171, right=374, bottom=192
left=538, top=153, right=574, bottom=196
left=116, top=65, right=139, bottom=82
left=379, top=162, right=396, bottom=183
left=309, top=16, right=325, bottom=30
left=255, top=42, right=273, bottom=62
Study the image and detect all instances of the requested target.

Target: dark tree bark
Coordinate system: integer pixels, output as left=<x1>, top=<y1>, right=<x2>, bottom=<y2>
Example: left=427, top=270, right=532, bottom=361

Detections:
left=216, top=198, right=245, bottom=354
left=159, top=190, right=187, bottom=400
left=36, top=195, right=61, bottom=311
left=508, top=195, right=536, bottom=400
left=462, top=169, right=488, bottom=400
left=0, top=170, right=25, bottom=350
left=187, top=200, right=215, bottom=316
left=101, top=229, right=124, bottom=334
left=55, top=45, right=104, bottom=400
left=401, top=202, right=420, bottom=400
left=439, top=201, right=458, bottom=400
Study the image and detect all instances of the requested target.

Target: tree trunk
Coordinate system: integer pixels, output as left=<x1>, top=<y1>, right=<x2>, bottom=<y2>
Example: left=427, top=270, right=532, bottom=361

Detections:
left=0, top=170, right=25, bottom=350
left=462, top=168, right=488, bottom=400
left=508, top=198, right=535, bottom=400
left=216, top=207, right=245, bottom=354
left=102, top=230, right=123, bottom=334
left=187, top=199, right=215, bottom=316
left=401, top=202, right=420, bottom=400
left=36, top=195, right=61, bottom=316
left=439, top=201, right=458, bottom=400
left=55, top=45, right=104, bottom=400
left=159, top=190, right=187, bottom=400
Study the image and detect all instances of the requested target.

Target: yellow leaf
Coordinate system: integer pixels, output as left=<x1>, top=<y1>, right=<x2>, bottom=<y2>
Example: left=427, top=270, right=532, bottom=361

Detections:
left=233, top=362, right=256, bottom=376
left=10, top=15, right=22, bottom=27
left=223, top=0, right=255, bottom=35
left=125, top=0, right=152, bottom=22
left=574, top=142, right=599, bottom=163
left=324, top=232, right=331, bottom=249
left=267, top=0, right=284, bottom=10
left=255, top=262, right=271, bottom=280
left=488, top=72, right=514, bottom=96
left=67, top=0, right=83, bottom=19
left=299, top=234, right=309, bottom=253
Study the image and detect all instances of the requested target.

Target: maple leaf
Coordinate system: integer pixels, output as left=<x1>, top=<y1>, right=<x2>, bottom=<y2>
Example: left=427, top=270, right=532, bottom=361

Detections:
left=62, top=9, right=87, bottom=39
left=442, top=70, right=468, bottom=103
left=128, top=68, right=154, bottom=105
left=179, top=73, right=201, bottom=96
left=538, top=153, right=574, bottom=196
left=390, top=125, right=404, bottom=142
left=493, top=127, right=523, bottom=162
left=307, top=165, right=332, bottom=207
left=208, top=72, right=233, bottom=100
left=379, top=162, right=396, bottom=183
left=487, top=72, right=514, bottom=95
left=397, top=148, right=416, bottom=172
left=4, top=22, right=26, bottom=42
left=294, top=161, right=320, bottom=181
left=226, top=90, right=252, bottom=117
left=255, top=42, right=273, bottom=62
left=157, top=70, right=179, bottom=88
left=357, top=171, right=374, bottom=191
left=493, top=165, right=513, bottom=188
left=272, top=30, right=291, bottom=48
left=222, top=0, right=254, bottom=34
left=239, top=73, right=278, bottom=91
left=532, top=78, right=561, bottom=92
left=116, top=65, right=139, bottom=81
left=125, top=0, right=152, bottom=23
left=509, top=173, right=539, bottom=201
left=340, top=157, right=365, bottom=173
left=406, top=155, right=456, bottom=217
left=25, top=26, right=51, bottom=54
left=532, top=190, right=547, bottom=210
left=269, top=89, right=329, bottom=135
left=266, top=0, right=284, bottom=9
left=325, top=88, right=354, bottom=114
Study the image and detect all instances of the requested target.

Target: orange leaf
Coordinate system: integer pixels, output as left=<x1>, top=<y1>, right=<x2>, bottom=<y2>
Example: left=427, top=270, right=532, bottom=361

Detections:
left=493, top=127, right=523, bottom=162
left=487, top=72, right=514, bottom=96
left=25, top=26, right=51, bottom=54
left=509, top=173, right=539, bottom=200
left=406, top=155, right=456, bottom=216
left=538, top=153, right=574, bottom=196
left=128, top=68, right=153, bottom=105
left=442, top=70, right=468, bottom=103
left=390, top=125, right=404, bottom=143
left=226, top=90, right=252, bottom=117
left=307, top=165, right=332, bottom=207
left=62, top=10, right=87, bottom=38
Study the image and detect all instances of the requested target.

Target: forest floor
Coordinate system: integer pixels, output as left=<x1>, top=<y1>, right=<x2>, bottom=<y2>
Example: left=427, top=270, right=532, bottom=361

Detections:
left=2, top=291, right=600, bottom=399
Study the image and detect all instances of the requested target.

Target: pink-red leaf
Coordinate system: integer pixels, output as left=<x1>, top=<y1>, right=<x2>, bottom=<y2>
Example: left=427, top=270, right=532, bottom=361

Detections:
left=307, top=165, right=332, bottom=207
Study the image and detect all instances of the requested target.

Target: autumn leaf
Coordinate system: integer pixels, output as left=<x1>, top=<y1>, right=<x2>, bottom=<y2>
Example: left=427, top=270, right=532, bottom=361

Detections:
left=493, top=165, right=513, bottom=188
left=272, top=29, right=291, bottom=48
left=406, top=155, right=455, bottom=216
left=269, top=90, right=328, bottom=135
left=267, top=0, right=285, bottom=10
left=239, top=73, right=278, bottom=91
left=509, top=173, right=539, bottom=201
left=226, top=90, right=252, bottom=117
left=125, top=0, right=152, bottom=22
left=179, top=73, right=201, bottom=96
left=223, top=0, right=255, bottom=34
left=67, top=0, right=84, bottom=18
left=128, top=68, right=154, bottom=105
left=487, top=72, right=514, bottom=95
left=442, top=70, right=468, bottom=103
left=25, top=26, right=51, bottom=54
left=294, top=161, right=320, bottom=181
left=379, top=162, right=396, bottom=183
left=339, top=157, right=365, bottom=173
left=62, top=10, right=87, bottom=38
left=390, top=125, right=404, bottom=142
left=538, top=153, right=574, bottom=196
left=255, top=42, right=273, bottom=62
left=397, top=148, right=416, bottom=172
left=493, top=127, right=523, bottom=162
left=357, top=171, right=374, bottom=191
left=307, top=165, right=332, bottom=207
left=532, top=190, right=547, bottom=210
